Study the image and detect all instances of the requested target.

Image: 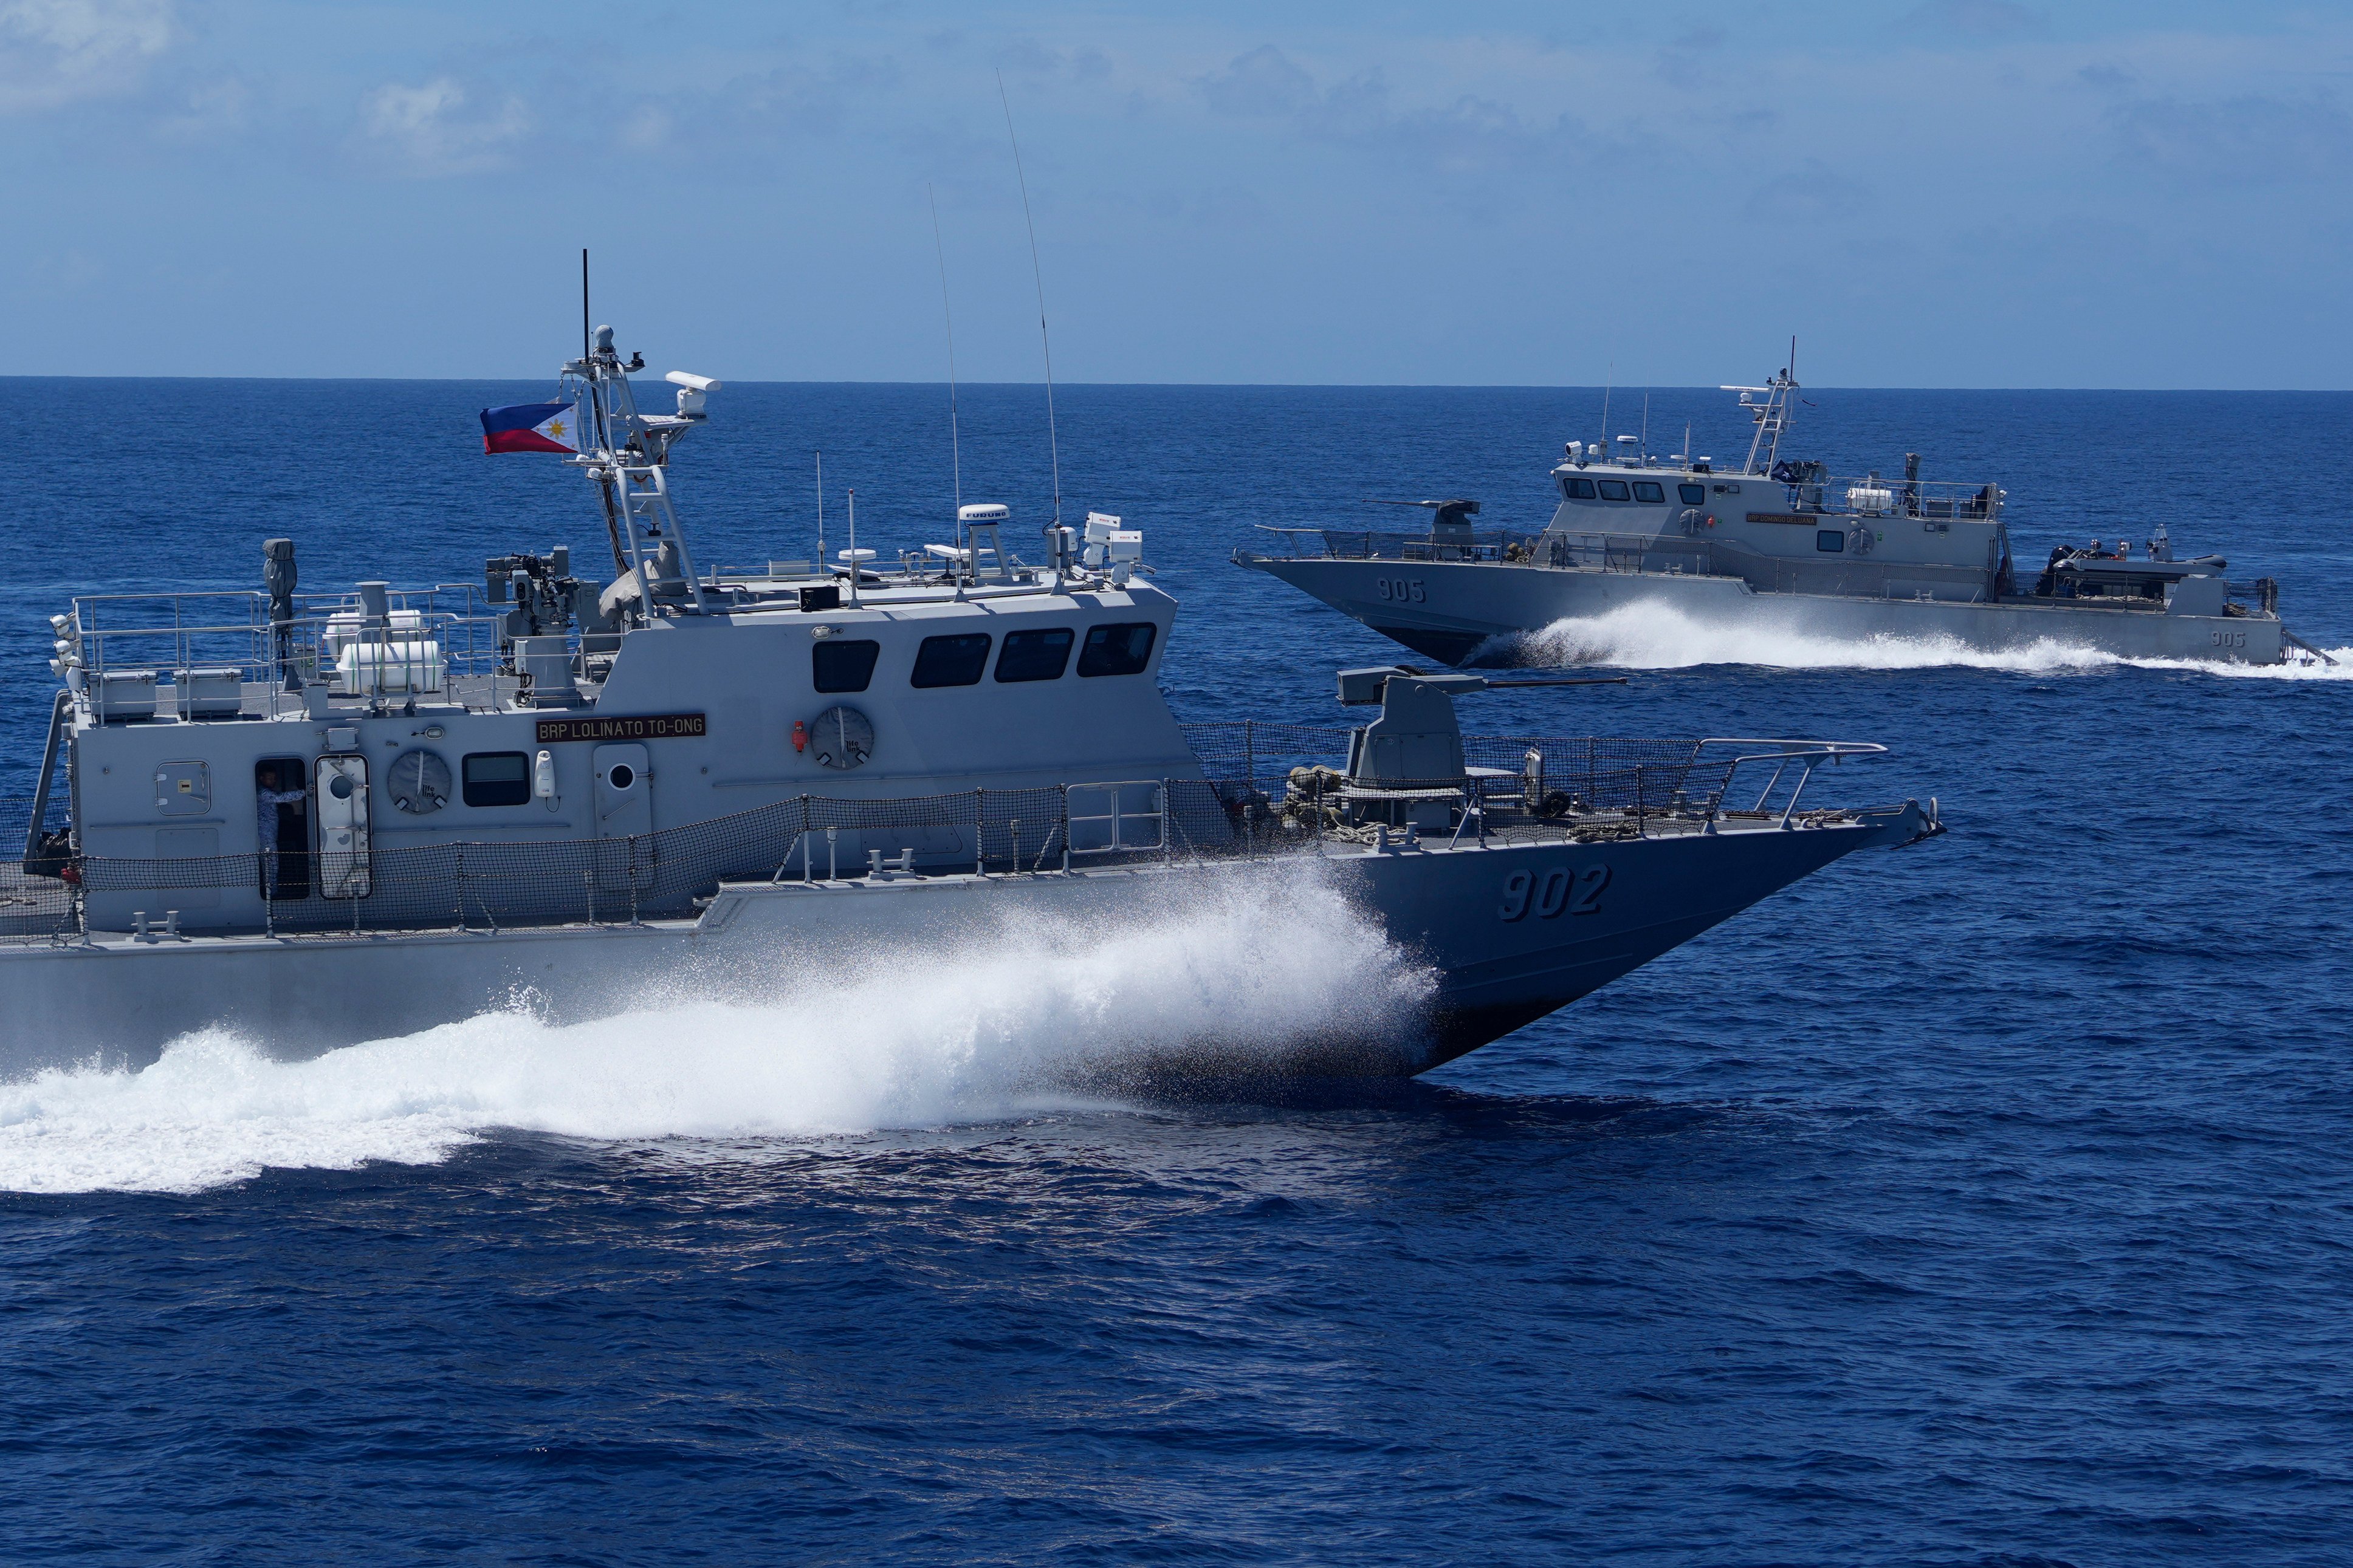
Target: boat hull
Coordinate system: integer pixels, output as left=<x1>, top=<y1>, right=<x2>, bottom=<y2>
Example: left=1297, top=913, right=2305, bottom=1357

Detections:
left=0, top=810, right=1925, bottom=1082
left=1243, top=556, right=2288, bottom=666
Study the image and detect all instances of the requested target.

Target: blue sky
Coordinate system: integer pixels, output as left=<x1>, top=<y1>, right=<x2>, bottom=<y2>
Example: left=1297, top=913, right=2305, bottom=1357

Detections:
left=3, top=0, right=2348, bottom=386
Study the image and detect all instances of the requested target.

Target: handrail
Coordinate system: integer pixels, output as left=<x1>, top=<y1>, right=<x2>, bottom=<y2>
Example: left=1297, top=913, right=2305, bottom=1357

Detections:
left=66, top=588, right=511, bottom=703
left=1697, top=738, right=1889, bottom=760
left=0, top=714, right=1905, bottom=941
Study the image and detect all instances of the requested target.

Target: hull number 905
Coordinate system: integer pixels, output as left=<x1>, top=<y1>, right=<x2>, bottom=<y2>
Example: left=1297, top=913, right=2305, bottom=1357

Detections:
left=1375, top=578, right=1426, bottom=603
left=1499, top=865, right=1610, bottom=921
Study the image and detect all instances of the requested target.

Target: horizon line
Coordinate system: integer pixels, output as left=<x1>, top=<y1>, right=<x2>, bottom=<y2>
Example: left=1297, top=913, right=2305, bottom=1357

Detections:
left=1, top=374, right=2349, bottom=395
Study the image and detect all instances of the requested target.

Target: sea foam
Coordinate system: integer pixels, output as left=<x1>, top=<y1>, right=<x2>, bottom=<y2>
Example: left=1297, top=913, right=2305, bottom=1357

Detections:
left=0, top=869, right=1429, bottom=1196
left=1488, top=603, right=2353, bottom=679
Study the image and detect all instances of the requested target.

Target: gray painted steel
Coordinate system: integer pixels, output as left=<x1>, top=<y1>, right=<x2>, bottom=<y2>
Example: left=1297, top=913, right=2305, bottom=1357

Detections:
left=1237, top=375, right=2306, bottom=668
left=4, top=330, right=1937, bottom=1080
left=1244, top=554, right=2288, bottom=666
left=0, top=804, right=1923, bottom=1080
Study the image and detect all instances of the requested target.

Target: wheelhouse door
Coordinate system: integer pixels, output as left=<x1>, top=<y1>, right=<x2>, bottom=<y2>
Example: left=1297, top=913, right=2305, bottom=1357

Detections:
left=313, top=753, right=371, bottom=900
left=591, top=742, right=654, bottom=892
left=256, top=756, right=312, bottom=900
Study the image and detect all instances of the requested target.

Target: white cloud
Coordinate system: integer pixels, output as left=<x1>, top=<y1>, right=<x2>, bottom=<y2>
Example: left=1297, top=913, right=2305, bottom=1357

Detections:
left=2108, top=91, right=2353, bottom=187
left=1897, top=0, right=2047, bottom=39
left=0, top=0, right=174, bottom=113
left=358, top=75, right=532, bottom=176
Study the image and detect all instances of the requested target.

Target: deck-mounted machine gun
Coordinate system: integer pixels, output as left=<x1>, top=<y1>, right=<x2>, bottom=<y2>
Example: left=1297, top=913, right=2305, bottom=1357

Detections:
left=1334, top=665, right=1626, bottom=832
left=484, top=547, right=606, bottom=705
left=1364, top=497, right=1481, bottom=555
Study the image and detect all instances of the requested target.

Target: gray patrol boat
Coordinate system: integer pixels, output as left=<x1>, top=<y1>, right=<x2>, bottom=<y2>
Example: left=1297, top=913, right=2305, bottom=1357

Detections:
left=0, top=324, right=1939, bottom=1081
left=1240, top=369, right=2329, bottom=668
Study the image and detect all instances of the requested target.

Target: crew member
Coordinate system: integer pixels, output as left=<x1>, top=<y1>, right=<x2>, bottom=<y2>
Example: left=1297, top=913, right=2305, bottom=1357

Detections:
left=255, top=763, right=305, bottom=897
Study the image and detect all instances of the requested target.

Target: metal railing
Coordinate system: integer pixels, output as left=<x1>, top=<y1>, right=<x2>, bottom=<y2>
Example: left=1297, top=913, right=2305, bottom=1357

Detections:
left=1253, top=526, right=1552, bottom=564
left=1252, top=524, right=1732, bottom=577
left=1067, top=781, right=1168, bottom=857
left=1, top=724, right=1891, bottom=942
left=1765, top=471, right=1999, bottom=520
left=63, top=585, right=510, bottom=716
left=1178, top=722, right=1888, bottom=848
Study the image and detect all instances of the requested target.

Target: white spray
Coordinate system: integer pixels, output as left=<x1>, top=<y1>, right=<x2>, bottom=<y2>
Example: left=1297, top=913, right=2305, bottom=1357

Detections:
left=0, top=868, right=1434, bottom=1195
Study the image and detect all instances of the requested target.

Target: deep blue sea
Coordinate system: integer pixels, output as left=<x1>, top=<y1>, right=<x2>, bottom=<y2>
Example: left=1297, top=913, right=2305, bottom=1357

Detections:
left=2, top=377, right=2349, bottom=1565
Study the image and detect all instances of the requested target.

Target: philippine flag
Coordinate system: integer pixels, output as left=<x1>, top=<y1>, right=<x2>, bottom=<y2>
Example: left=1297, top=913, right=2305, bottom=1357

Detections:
left=480, top=401, right=585, bottom=454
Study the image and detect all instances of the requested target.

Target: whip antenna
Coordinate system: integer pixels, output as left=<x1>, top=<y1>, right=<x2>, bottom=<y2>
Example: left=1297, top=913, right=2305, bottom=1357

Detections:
left=998, top=73, right=1062, bottom=531
left=928, top=182, right=964, bottom=543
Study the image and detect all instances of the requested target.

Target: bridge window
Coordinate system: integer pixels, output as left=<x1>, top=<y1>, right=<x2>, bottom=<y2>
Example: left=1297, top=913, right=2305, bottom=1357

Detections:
left=1816, top=530, right=1846, bottom=553
left=995, top=627, right=1074, bottom=683
left=1078, top=622, right=1156, bottom=677
left=911, top=633, right=994, bottom=688
left=462, top=751, right=531, bottom=807
left=1632, top=481, right=1664, bottom=503
left=1563, top=476, right=1596, bottom=499
left=1678, top=484, right=1706, bottom=505
left=812, top=638, right=880, bottom=693
left=1596, top=480, right=1630, bottom=501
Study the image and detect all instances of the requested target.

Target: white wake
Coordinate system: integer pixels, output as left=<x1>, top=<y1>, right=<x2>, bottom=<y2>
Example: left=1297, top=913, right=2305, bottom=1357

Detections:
left=0, top=871, right=1431, bottom=1196
left=1489, top=603, right=2353, bottom=680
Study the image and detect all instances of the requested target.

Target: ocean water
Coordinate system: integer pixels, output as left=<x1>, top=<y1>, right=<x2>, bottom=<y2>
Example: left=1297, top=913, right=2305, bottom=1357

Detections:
left=2, top=377, right=2350, bottom=1564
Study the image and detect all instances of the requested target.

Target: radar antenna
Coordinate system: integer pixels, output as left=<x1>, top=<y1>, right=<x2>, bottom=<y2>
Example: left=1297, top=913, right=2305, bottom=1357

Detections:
left=999, top=75, right=1061, bottom=536
left=928, top=184, right=965, bottom=549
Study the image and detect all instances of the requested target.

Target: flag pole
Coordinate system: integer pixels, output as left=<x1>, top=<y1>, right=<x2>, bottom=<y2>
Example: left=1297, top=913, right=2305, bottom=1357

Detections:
left=580, top=247, right=628, bottom=578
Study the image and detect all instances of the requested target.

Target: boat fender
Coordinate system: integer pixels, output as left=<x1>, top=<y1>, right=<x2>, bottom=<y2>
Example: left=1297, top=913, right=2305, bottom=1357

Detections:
left=791, top=720, right=808, bottom=754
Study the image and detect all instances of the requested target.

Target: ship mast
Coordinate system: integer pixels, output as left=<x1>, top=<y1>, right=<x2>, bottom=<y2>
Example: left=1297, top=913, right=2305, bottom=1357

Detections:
left=1726, top=340, right=1799, bottom=476
left=560, top=326, right=720, bottom=621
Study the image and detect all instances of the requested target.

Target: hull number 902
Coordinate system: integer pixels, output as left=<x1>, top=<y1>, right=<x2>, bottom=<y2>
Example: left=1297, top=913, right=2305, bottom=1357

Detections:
left=1375, top=578, right=1426, bottom=603
left=1499, top=865, right=1610, bottom=921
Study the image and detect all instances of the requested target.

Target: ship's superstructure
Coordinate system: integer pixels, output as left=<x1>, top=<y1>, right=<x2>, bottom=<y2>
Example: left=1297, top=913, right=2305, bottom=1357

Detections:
left=1239, top=371, right=2326, bottom=667
left=2, top=326, right=1936, bottom=1077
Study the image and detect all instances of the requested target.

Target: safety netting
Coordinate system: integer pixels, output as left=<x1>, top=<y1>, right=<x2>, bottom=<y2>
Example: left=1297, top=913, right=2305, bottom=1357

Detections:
left=9, top=723, right=1743, bottom=940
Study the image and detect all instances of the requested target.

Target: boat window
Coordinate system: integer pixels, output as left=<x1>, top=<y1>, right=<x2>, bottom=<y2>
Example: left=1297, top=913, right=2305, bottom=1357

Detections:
left=1632, top=481, right=1665, bottom=503
left=995, top=627, right=1074, bottom=683
left=811, top=638, right=880, bottom=693
left=1816, top=530, right=1846, bottom=553
left=1596, top=480, right=1630, bottom=501
left=1678, top=484, right=1706, bottom=505
left=1078, top=622, right=1157, bottom=677
left=462, top=751, right=531, bottom=807
left=910, top=633, right=993, bottom=688
left=1564, top=476, right=1596, bottom=499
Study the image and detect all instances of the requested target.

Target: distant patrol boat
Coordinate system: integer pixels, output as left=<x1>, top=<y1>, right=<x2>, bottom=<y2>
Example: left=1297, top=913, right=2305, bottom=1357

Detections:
left=0, top=323, right=1939, bottom=1080
left=1238, top=369, right=2330, bottom=668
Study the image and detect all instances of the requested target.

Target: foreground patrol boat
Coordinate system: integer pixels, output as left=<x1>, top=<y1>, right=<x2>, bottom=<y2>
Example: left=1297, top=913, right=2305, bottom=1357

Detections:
left=1, top=326, right=1937, bottom=1080
left=1240, top=370, right=2329, bottom=668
